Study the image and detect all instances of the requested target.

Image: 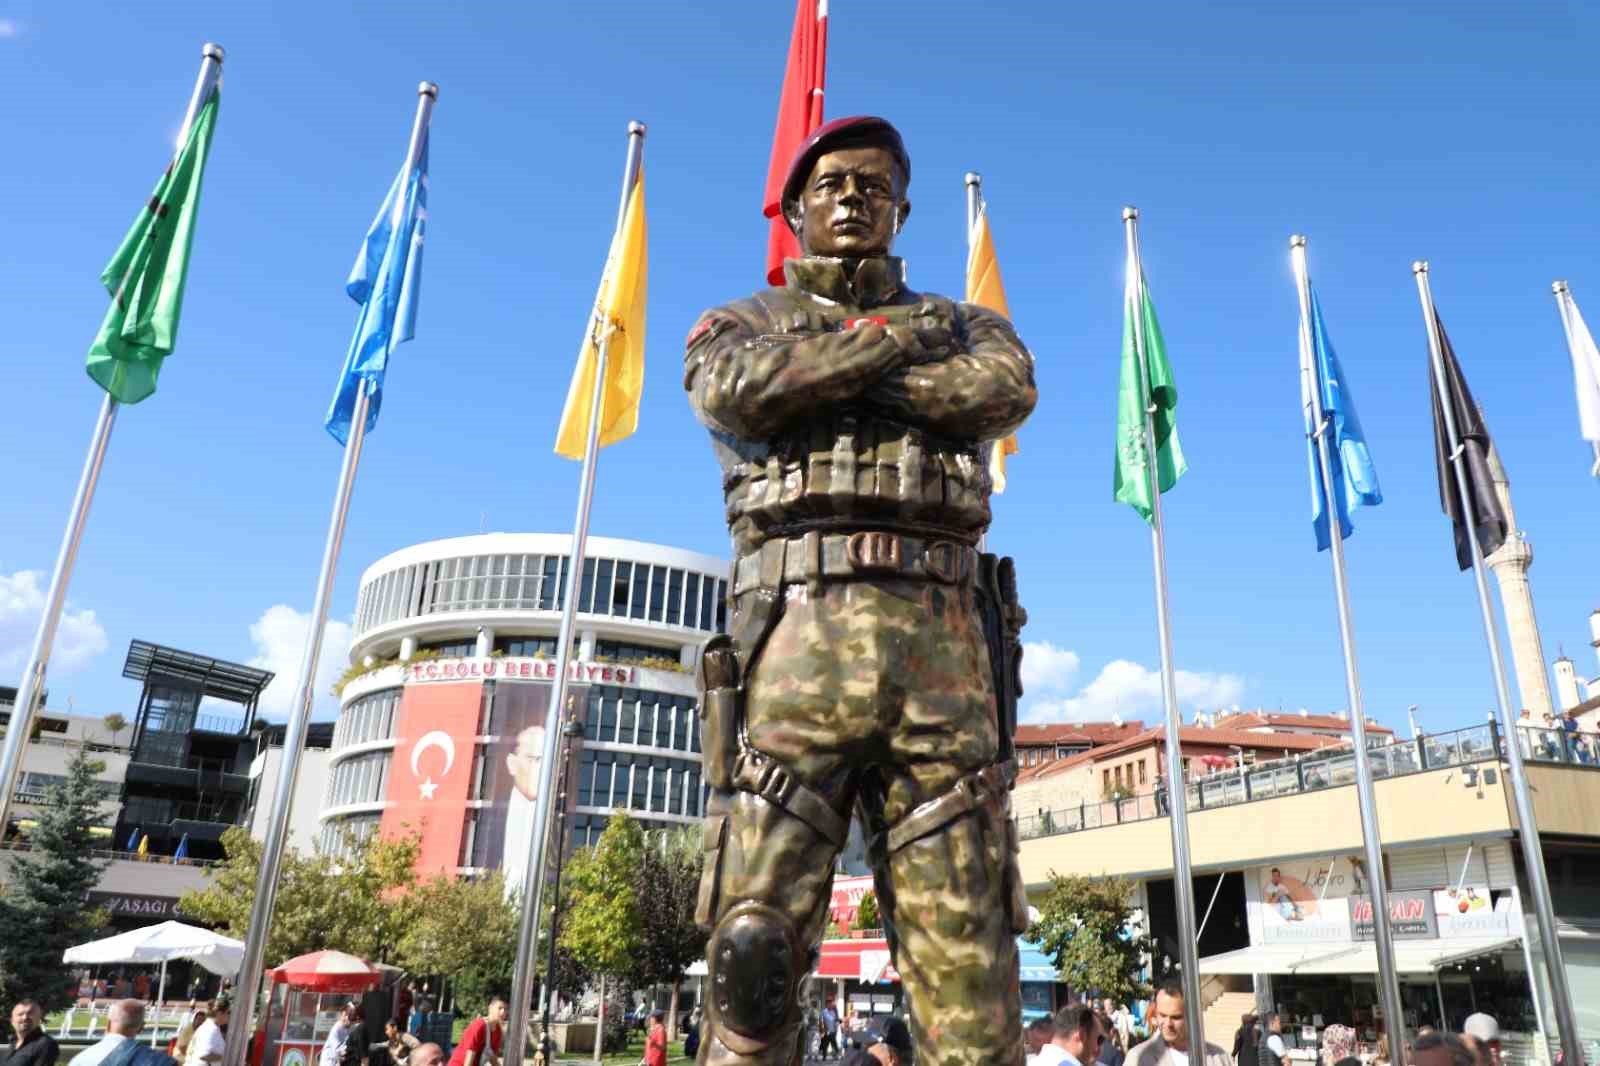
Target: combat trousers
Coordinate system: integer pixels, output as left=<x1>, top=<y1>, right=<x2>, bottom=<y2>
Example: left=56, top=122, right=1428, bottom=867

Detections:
left=695, top=579, right=1029, bottom=1066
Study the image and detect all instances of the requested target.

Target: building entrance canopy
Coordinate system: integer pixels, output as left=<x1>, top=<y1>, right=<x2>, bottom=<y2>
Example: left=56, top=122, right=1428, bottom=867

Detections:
left=1200, top=936, right=1519, bottom=976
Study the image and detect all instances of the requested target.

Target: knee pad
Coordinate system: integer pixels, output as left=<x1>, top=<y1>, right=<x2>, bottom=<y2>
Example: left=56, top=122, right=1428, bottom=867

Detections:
left=706, top=901, right=805, bottom=1055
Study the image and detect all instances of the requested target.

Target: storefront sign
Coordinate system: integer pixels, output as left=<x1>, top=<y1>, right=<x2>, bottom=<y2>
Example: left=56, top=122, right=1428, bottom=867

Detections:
left=1352, top=891, right=1438, bottom=940
left=87, top=891, right=179, bottom=918
left=1254, top=863, right=1354, bottom=943
left=1433, top=885, right=1513, bottom=937
left=408, top=656, right=635, bottom=685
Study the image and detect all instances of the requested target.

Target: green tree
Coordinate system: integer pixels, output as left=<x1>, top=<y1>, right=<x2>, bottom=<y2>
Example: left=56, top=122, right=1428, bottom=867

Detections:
left=0, top=749, right=112, bottom=1021
left=180, top=826, right=421, bottom=965
left=630, top=828, right=706, bottom=1039
left=397, top=871, right=518, bottom=1016
left=854, top=890, right=880, bottom=932
left=560, top=815, right=644, bottom=1062
left=1029, top=873, right=1152, bottom=1004
left=101, top=713, right=128, bottom=749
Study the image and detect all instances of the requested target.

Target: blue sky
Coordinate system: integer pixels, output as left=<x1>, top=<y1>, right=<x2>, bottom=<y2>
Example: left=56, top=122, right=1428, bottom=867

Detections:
left=2, top=1, right=1597, bottom=734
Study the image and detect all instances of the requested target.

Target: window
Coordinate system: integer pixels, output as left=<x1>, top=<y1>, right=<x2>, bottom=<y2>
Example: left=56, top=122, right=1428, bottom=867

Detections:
left=1138, top=762, right=1147, bottom=785
left=595, top=639, right=678, bottom=665
left=578, top=752, right=596, bottom=806
left=421, top=639, right=476, bottom=658
left=495, top=636, right=559, bottom=657
left=612, top=562, right=632, bottom=615
left=593, top=560, right=615, bottom=616
left=539, top=556, right=560, bottom=610
left=648, top=566, right=668, bottom=622
left=1103, top=769, right=1111, bottom=792
left=715, top=579, right=729, bottom=631
left=683, top=574, right=700, bottom=630
left=630, top=565, right=649, bottom=620
left=631, top=760, right=648, bottom=808
left=686, top=768, right=702, bottom=817
left=579, top=559, right=597, bottom=613
left=666, top=569, right=684, bottom=625
left=619, top=699, right=638, bottom=745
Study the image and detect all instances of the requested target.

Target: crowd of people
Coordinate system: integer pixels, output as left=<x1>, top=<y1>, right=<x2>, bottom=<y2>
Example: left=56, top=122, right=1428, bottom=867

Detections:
left=1233, top=999, right=1514, bottom=1066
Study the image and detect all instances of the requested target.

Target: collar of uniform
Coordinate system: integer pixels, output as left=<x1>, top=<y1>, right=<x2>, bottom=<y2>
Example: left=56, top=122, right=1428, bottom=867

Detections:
left=783, top=256, right=906, bottom=308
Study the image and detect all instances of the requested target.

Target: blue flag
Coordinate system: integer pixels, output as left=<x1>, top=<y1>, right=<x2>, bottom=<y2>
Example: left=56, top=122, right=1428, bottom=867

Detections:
left=324, top=136, right=429, bottom=445
left=1306, top=287, right=1382, bottom=550
left=125, top=826, right=141, bottom=851
left=174, top=833, right=189, bottom=861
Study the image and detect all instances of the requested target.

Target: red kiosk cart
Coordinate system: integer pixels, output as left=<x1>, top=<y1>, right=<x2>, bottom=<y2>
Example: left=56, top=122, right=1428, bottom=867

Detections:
left=252, top=951, right=384, bottom=1066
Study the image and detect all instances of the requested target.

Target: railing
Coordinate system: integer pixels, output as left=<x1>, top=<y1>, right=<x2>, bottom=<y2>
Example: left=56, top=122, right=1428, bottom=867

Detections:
left=0, top=838, right=220, bottom=867
left=0, top=729, right=131, bottom=755
left=1014, top=722, right=1501, bottom=841
left=1517, top=725, right=1600, bottom=766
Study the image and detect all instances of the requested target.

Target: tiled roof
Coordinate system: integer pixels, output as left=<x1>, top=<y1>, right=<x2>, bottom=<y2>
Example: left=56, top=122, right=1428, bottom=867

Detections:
left=1014, top=724, right=1341, bottom=783
left=1214, top=710, right=1394, bottom=734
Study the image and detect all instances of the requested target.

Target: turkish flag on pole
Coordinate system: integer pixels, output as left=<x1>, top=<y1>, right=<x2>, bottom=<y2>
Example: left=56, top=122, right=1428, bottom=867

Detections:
left=763, top=0, right=828, bottom=285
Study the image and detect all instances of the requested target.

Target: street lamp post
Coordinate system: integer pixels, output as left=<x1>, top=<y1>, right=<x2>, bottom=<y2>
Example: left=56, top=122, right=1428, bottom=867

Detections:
left=539, top=709, right=585, bottom=1066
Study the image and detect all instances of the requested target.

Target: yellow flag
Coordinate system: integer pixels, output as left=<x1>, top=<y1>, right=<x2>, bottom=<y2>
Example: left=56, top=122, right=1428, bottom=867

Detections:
left=966, top=206, right=1020, bottom=492
left=555, top=170, right=648, bottom=459
left=136, top=833, right=149, bottom=858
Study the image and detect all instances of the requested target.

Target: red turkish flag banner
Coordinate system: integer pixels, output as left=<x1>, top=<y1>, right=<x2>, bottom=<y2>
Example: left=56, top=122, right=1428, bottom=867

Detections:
left=380, top=681, right=483, bottom=876
left=763, top=0, right=828, bottom=285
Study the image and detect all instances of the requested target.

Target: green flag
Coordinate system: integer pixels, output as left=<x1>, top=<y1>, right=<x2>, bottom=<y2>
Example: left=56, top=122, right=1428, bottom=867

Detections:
left=1113, top=273, right=1186, bottom=522
left=85, top=89, right=220, bottom=404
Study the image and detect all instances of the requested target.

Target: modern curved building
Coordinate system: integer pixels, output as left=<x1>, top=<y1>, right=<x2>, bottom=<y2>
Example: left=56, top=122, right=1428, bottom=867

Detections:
left=320, top=533, right=726, bottom=884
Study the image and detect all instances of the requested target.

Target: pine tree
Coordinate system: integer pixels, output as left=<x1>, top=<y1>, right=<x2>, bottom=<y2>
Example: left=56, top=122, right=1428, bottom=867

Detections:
left=0, top=748, right=113, bottom=1016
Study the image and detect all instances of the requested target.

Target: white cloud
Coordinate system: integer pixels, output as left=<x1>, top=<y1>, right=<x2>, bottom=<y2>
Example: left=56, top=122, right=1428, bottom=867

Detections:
left=246, top=605, right=352, bottom=719
left=1020, top=640, right=1081, bottom=693
left=0, top=19, right=18, bottom=39
left=1020, top=655, right=1245, bottom=724
left=0, top=569, right=109, bottom=678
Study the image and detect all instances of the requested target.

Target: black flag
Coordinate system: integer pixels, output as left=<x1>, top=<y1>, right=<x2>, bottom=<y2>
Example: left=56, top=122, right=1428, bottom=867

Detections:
left=1429, top=312, right=1508, bottom=570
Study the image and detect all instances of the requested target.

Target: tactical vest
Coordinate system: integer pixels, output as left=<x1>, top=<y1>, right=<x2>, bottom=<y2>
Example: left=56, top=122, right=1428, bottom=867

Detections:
left=712, top=408, right=993, bottom=557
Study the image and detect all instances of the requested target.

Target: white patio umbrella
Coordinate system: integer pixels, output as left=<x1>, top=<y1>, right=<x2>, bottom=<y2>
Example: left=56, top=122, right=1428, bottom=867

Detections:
left=63, top=921, right=246, bottom=1045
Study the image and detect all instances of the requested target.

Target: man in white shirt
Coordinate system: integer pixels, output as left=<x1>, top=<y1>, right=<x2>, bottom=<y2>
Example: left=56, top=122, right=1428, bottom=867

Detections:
left=1024, top=1019, right=1056, bottom=1066
left=71, top=1001, right=169, bottom=1066
left=1035, top=1007, right=1104, bottom=1066
left=184, top=1002, right=229, bottom=1066
left=1126, top=983, right=1232, bottom=1066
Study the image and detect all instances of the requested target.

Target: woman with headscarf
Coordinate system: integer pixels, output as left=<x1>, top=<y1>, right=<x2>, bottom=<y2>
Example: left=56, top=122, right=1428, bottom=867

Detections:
left=1320, top=1024, right=1359, bottom=1066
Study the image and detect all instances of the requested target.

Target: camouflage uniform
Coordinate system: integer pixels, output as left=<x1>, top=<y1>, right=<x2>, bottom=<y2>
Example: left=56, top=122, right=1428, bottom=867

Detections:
left=685, top=254, right=1036, bottom=1066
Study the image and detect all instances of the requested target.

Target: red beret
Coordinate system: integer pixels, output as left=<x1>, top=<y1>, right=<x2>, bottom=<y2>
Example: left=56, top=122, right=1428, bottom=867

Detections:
left=780, top=115, right=910, bottom=227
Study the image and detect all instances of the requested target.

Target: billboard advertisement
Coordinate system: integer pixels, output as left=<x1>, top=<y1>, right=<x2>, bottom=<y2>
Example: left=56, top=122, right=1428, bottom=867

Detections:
left=1252, top=860, right=1359, bottom=943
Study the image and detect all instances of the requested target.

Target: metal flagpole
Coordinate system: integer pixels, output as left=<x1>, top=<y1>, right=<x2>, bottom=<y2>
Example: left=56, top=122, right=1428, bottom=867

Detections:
left=0, top=42, right=224, bottom=844
left=505, top=120, right=647, bottom=1064
left=222, top=81, right=438, bottom=1066
left=1412, top=261, right=1583, bottom=1066
left=966, top=172, right=990, bottom=554
left=1551, top=281, right=1600, bottom=481
left=1121, top=207, right=1206, bottom=1057
left=1290, top=237, right=1408, bottom=1063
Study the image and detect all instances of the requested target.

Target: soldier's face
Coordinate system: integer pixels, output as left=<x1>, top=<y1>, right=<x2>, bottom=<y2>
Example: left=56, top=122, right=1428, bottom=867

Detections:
left=796, top=147, right=908, bottom=259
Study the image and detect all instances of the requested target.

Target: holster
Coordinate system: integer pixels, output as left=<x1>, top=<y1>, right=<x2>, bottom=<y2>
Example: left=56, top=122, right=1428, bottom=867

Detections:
left=696, top=586, right=785, bottom=792
left=976, top=553, right=1027, bottom=766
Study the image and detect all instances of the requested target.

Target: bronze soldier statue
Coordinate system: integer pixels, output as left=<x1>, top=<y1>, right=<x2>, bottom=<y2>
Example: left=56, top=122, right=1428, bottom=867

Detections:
left=685, top=116, right=1037, bottom=1066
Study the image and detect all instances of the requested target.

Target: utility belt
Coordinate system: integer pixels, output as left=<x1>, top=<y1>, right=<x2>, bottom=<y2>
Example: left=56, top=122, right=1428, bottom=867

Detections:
left=730, top=530, right=979, bottom=597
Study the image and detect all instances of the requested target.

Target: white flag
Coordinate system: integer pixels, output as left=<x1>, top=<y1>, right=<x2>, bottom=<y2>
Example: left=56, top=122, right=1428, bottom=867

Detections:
left=1560, top=289, right=1600, bottom=445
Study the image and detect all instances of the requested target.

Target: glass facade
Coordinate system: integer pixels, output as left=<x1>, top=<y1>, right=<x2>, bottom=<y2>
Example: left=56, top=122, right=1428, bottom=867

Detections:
left=317, top=813, right=380, bottom=859
left=594, top=639, right=680, bottom=665
left=582, top=685, right=700, bottom=753
left=333, top=688, right=400, bottom=749
left=326, top=751, right=391, bottom=808
left=354, top=551, right=727, bottom=638
left=576, top=750, right=703, bottom=819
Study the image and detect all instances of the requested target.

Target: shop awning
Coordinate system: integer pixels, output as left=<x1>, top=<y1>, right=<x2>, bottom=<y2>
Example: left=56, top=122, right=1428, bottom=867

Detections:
left=1199, top=944, right=1353, bottom=975
left=1018, top=941, right=1057, bottom=983
left=1203, top=938, right=1523, bottom=977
